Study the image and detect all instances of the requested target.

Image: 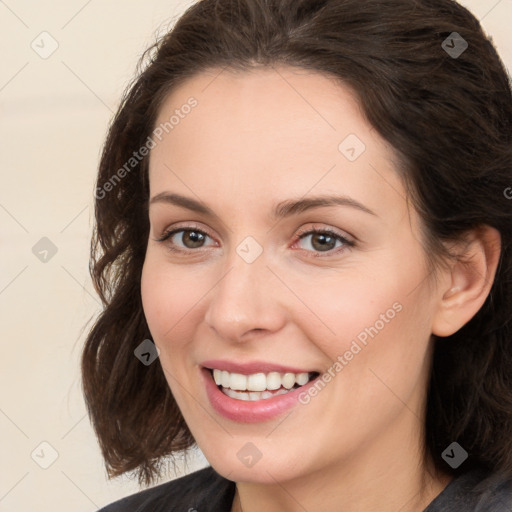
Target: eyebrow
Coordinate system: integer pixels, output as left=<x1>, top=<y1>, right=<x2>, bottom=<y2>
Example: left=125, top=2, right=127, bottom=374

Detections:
left=149, top=192, right=377, bottom=219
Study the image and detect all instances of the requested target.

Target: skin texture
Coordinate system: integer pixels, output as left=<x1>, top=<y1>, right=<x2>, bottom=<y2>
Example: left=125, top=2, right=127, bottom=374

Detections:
left=140, top=66, right=501, bottom=512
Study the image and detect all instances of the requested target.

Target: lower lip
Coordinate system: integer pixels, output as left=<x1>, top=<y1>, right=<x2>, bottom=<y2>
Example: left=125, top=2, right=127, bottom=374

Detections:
left=201, top=368, right=318, bottom=423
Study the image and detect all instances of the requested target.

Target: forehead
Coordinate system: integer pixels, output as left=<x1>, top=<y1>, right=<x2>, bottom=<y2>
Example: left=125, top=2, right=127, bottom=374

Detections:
left=153, top=65, right=368, bottom=145
left=148, top=66, right=408, bottom=224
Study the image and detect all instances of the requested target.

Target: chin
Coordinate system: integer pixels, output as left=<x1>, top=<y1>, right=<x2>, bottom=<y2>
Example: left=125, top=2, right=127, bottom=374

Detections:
left=209, top=455, right=301, bottom=484
left=194, top=434, right=309, bottom=484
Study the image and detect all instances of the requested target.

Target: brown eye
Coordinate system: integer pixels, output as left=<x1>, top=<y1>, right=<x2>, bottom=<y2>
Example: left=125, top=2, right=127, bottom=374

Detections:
left=302, top=232, right=338, bottom=252
left=177, top=230, right=207, bottom=249
left=294, top=227, right=355, bottom=257
left=156, top=226, right=214, bottom=252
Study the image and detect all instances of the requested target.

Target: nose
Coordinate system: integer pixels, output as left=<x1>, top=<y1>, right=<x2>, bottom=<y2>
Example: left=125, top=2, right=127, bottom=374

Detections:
left=203, top=245, right=287, bottom=343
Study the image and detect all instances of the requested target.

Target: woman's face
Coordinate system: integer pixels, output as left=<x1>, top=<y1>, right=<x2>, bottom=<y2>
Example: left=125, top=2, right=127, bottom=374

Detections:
left=141, top=66, right=446, bottom=484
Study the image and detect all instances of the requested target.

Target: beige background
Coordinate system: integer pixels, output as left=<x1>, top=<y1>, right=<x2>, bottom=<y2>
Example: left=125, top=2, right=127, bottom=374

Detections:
left=0, top=0, right=511, bottom=510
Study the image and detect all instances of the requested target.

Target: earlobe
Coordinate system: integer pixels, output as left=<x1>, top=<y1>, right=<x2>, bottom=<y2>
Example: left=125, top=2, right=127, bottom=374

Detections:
left=431, top=225, right=501, bottom=338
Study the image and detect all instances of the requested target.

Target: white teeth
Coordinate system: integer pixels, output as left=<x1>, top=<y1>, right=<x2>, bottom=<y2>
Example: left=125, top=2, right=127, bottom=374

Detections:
left=223, top=387, right=290, bottom=401
left=296, top=372, right=309, bottom=386
left=282, top=373, right=296, bottom=389
left=210, top=368, right=315, bottom=394
left=247, top=373, right=267, bottom=391
left=229, top=373, right=247, bottom=391
left=266, top=372, right=281, bottom=390
left=223, top=388, right=250, bottom=401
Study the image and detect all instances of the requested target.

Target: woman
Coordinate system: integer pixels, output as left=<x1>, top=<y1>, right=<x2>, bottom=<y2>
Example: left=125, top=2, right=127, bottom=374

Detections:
left=82, top=0, right=512, bottom=510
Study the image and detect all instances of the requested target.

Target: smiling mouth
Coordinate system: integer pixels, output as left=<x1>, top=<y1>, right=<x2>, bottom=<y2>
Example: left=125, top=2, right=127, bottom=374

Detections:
left=209, top=368, right=320, bottom=401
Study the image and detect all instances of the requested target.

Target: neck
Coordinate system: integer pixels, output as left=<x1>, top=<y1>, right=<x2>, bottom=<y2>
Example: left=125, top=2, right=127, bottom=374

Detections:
left=232, top=458, right=452, bottom=512
left=230, top=409, right=453, bottom=512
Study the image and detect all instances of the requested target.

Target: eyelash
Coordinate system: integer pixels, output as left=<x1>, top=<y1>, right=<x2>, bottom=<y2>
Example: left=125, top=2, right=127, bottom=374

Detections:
left=154, top=223, right=355, bottom=258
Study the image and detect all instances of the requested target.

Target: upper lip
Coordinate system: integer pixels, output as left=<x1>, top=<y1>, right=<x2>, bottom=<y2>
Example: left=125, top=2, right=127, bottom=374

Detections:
left=201, top=359, right=317, bottom=375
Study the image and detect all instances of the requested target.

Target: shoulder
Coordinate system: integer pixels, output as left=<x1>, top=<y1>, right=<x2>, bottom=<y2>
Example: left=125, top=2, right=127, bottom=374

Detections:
left=471, top=468, right=512, bottom=510
left=425, top=466, right=512, bottom=511
left=97, top=466, right=236, bottom=512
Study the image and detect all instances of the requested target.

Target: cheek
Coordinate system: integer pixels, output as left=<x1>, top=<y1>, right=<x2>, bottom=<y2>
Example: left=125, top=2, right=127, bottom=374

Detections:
left=140, top=257, right=203, bottom=347
left=290, top=274, right=407, bottom=358
left=295, top=253, right=432, bottom=386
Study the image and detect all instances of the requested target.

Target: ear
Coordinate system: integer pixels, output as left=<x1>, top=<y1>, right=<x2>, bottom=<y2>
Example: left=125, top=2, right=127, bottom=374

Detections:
left=431, top=225, right=501, bottom=337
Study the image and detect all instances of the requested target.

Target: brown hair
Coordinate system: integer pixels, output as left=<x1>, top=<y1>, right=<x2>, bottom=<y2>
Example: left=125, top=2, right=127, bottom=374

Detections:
left=81, top=0, right=512, bottom=486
